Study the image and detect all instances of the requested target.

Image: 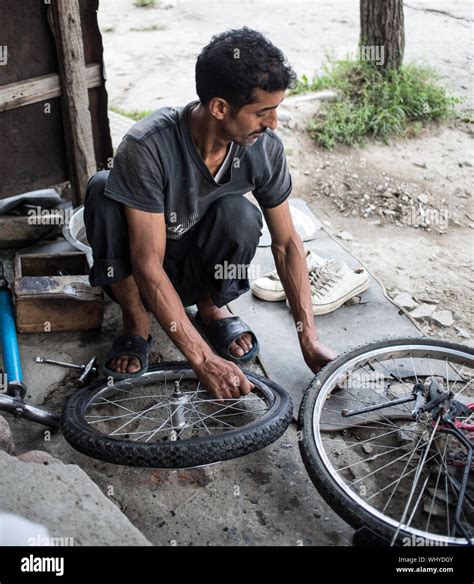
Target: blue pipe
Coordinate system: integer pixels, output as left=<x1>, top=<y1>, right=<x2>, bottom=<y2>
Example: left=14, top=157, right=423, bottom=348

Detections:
left=0, top=287, right=23, bottom=385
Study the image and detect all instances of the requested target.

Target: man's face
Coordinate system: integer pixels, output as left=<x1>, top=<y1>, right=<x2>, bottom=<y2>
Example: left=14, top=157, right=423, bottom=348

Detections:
left=219, top=88, right=286, bottom=147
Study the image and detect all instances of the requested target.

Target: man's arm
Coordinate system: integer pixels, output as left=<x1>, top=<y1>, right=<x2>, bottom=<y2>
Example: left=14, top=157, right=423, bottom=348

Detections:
left=125, top=207, right=253, bottom=399
left=262, top=200, right=337, bottom=372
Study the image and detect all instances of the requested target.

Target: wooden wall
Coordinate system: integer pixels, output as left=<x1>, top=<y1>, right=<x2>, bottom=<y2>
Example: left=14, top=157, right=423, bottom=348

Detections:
left=0, top=0, right=113, bottom=203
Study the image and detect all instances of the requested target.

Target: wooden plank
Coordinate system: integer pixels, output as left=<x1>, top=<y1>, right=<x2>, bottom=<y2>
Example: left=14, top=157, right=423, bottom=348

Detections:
left=14, top=296, right=103, bottom=333
left=0, top=64, right=102, bottom=112
left=49, top=0, right=96, bottom=206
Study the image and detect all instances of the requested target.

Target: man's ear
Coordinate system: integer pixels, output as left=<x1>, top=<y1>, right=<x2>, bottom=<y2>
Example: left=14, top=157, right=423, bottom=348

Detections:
left=208, top=97, right=231, bottom=120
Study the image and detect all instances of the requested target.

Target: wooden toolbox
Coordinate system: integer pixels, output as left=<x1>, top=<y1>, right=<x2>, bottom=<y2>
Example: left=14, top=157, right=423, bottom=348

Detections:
left=13, top=252, right=103, bottom=333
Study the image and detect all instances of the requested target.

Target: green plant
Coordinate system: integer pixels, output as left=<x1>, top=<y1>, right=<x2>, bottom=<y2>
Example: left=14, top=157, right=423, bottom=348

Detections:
left=288, top=72, right=332, bottom=95
left=110, top=105, right=153, bottom=121
left=133, top=0, right=156, bottom=7
left=298, top=58, right=463, bottom=148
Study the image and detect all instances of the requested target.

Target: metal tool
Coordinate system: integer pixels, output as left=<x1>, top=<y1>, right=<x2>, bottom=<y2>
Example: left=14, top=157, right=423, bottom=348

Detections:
left=35, top=355, right=97, bottom=385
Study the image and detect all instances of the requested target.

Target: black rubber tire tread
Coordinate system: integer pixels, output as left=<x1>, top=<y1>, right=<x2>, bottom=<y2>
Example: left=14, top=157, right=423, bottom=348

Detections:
left=298, top=337, right=474, bottom=546
left=62, top=361, right=293, bottom=468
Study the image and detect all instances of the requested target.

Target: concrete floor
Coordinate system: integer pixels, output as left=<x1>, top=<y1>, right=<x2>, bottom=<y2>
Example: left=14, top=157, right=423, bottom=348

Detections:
left=5, top=293, right=353, bottom=546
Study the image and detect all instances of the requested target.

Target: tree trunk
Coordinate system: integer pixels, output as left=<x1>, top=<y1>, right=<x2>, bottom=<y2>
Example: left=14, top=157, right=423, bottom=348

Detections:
left=360, top=0, right=405, bottom=71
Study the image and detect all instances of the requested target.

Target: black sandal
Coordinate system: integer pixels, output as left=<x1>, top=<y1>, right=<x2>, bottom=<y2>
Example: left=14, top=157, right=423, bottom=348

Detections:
left=194, top=312, right=260, bottom=364
left=103, top=334, right=154, bottom=380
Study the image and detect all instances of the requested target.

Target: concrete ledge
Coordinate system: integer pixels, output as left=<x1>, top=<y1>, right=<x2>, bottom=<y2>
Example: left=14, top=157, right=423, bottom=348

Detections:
left=0, top=450, right=151, bottom=546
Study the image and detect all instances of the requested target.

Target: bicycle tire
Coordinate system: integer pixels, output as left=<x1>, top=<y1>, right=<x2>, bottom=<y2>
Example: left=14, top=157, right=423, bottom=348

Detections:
left=298, top=337, right=474, bottom=546
left=62, top=361, right=292, bottom=468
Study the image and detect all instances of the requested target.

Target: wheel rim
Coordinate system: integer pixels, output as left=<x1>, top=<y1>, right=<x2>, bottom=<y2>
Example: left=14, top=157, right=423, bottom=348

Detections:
left=80, top=369, right=276, bottom=443
left=311, top=342, right=474, bottom=545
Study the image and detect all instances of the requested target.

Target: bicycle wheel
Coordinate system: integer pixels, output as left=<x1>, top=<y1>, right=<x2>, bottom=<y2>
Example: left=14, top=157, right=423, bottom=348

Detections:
left=62, top=362, right=292, bottom=468
left=298, top=338, right=474, bottom=546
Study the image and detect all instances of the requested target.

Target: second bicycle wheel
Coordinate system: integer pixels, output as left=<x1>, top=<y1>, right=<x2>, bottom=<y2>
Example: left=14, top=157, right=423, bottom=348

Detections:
left=298, top=338, right=473, bottom=546
left=62, top=362, right=292, bottom=468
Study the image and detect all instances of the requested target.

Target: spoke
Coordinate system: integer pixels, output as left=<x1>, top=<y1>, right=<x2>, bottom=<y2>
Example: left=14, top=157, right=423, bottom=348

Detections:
left=406, top=474, right=431, bottom=527
left=378, top=432, right=427, bottom=509
left=193, top=397, right=241, bottom=403
left=93, top=394, right=169, bottom=404
left=143, top=402, right=181, bottom=442
left=388, top=357, right=416, bottom=413
left=370, top=451, right=441, bottom=504
left=432, top=437, right=473, bottom=533
left=187, top=404, right=213, bottom=435
left=322, top=422, right=411, bottom=432
left=410, top=352, right=419, bottom=385
left=86, top=401, right=169, bottom=417
left=450, top=363, right=467, bottom=394
left=87, top=397, right=169, bottom=423
left=86, top=408, right=169, bottom=424
left=348, top=449, right=418, bottom=487
left=191, top=409, right=266, bottom=419
left=453, top=375, right=473, bottom=399
left=445, top=357, right=450, bottom=394
left=448, top=358, right=470, bottom=379
left=338, top=443, right=412, bottom=472
left=444, top=465, right=451, bottom=537
left=327, top=427, right=415, bottom=454
left=425, top=440, right=448, bottom=535
left=374, top=357, right=415, bottom=392
left=192, top=400, right=265, bottom=415
left=390, top=418, right=440, bottom=545
left=179, top=406, right=238, bottom=432
left=117, top=427, right=171, bottom=438
left=463, top=411, right=474, bottom=424
left=110, top=400, right=175, bottom=437
left=322, top=406, right=410, bottom=431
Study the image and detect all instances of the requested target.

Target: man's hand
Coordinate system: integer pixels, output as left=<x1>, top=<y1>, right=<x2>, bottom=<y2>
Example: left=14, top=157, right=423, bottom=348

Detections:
left=302, top=339, right=338, bottom=375
left=192, top=354, right=255, bottom=401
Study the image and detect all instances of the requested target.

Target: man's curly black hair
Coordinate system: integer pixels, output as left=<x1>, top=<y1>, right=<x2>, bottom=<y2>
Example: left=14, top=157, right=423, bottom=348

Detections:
left=196, top=27, right=297, bottom=113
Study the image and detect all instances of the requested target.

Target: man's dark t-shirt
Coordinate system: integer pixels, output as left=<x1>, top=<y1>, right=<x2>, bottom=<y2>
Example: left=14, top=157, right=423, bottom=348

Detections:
left=105, top=100, right=292, bottom=240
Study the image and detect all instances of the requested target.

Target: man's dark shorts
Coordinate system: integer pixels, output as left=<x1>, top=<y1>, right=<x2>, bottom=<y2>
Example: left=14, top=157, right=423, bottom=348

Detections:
left=84, top=170, right=263, bottom=308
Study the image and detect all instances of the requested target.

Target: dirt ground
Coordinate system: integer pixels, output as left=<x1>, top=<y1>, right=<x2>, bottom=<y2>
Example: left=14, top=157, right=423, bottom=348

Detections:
left=279, top=101, right=474, bottom=345
left=98, top=0, right=473, bottom=111
left=99, top=0, right=473, bottom=345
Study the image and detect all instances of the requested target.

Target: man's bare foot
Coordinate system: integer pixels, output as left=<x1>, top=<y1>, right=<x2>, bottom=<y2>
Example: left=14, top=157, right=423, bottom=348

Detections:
left=196, top=293, right=254, bottom=358
left=106, top=312, right=151, bottom=374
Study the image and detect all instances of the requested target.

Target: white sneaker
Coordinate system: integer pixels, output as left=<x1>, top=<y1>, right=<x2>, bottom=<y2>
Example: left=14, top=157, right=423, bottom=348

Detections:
left=251, top=250, right=326, bottom=301
left=286, top=259, right=370, bottom=315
